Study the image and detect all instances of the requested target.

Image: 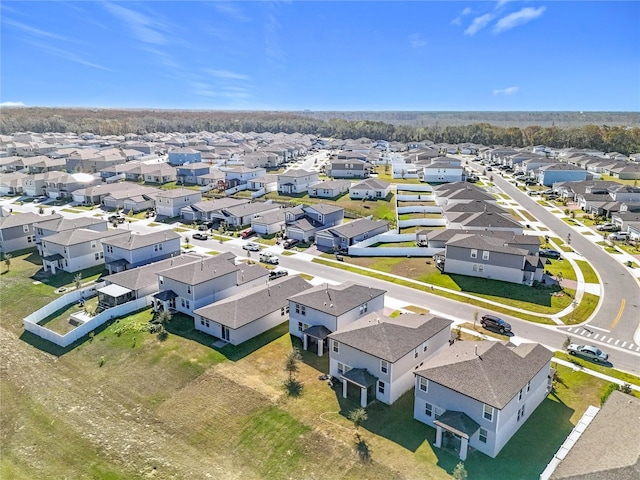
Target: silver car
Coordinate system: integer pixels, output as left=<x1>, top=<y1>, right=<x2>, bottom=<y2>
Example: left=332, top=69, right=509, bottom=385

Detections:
left=567, top=343, right=609, bottom=362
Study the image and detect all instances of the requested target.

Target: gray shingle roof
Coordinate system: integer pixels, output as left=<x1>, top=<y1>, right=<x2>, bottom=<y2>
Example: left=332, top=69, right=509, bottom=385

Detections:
left=329, top=312, right=452, bottom=362
left=327, top=218, right=389, bottom=240
left=194, top=276, right=312, bottom=329
left=0, top=211, right=57, bottom=229
left=223, top=202, right=279, bottom=218
left=351, top=178, right=390, bottom=190
left=44, top=228, right=129, bottom=246
left=101, top=230, right=181, bottom=250
left=305, top=203, right=344, bottom=215
left=551, top=391, right=640, bottom=480
left=415, top=342, right=553, bottom=409
left=103, top=253, right=203, bottom=290
left=157, top=253, right=240, bottom=285
left=446, top=233, right=530, bottom=255
left=288, top=282, right=386, bottom=316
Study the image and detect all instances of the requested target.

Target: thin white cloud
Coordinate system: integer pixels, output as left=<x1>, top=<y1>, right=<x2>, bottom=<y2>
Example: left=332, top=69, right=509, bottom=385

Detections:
left=264, top=13, right=285, bottom=64
left=28, top=40, right=112, bottom=71
left=495, top=0, right=513, bottom=9
left=3, top=18, right=68, bottom=41
left=206, top=69, right=250, bottom=81
left=451, top=7, right=473, bottom=26
left=0, top=101, right=27, bottom=108
left=493, top=6, right=546, bottom=34
left=212, top=2, right=250, bottom=22
left=493, top=86, right=520, bottom=96
left=103, top=2, right=166, bottom=45
left=464, top=13, right=494, bottom=35
left=408, top=33, right=427, bottom=48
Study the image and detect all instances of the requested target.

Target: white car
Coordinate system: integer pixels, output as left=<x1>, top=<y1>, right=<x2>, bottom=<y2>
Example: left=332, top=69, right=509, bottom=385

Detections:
left=567, top=343, right=609, bottom=363
left=242, top=242, right=261, bottom=251
left=608, top=232, right=629, bottom=241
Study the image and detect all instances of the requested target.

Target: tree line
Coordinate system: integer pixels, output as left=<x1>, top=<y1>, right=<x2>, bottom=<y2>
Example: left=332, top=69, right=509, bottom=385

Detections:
left=1, top=107, right=639, bottom=155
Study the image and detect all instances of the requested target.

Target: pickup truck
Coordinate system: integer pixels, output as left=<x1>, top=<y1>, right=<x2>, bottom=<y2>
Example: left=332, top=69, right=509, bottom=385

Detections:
left=259, top=252, right=279, bottom=264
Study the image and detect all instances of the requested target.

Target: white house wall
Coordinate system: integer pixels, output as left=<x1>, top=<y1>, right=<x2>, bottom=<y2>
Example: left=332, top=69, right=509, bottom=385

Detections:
left=444, top=258, right=524, bottom=284
left=196, top=310, right=287, bottom=346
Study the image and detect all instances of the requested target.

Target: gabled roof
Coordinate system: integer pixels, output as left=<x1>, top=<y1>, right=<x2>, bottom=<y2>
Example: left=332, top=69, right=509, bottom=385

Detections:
left=447, top=211, right=523, bottom=230
left=44, top=228, right=128, bottom=246
left=325, top=218, right=389, bottom=240
left=155, top=187, right=201, bottom=199
left=100, top=230, right=181, bottom=250
left=194, top=276, right=313, bottom=329
left=329, top=312, right=452, bottom=363
left=157, top=253, right=240, bottom=285
left=0, top=211, right=61, bottom=229
left=189, top=197, right=250, bottom=213
left=351, top=178, right=390, bottom=190
left=304, top=203, right=344, bottom=215
left=288, top=282, right=386, bottom=317
left=446, top=233, right=530, bottom=255
left=415, top=342, right=553, bottom=409
left=279, top=169, right=316, bottom=178
left=33, top=216, right=105, bottom=232
left=223, top=201, right=280, bottom=218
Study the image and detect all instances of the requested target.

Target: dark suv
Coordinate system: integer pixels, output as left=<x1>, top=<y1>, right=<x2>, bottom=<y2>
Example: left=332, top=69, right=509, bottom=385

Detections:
left=481, top=315, right=511, bottom=334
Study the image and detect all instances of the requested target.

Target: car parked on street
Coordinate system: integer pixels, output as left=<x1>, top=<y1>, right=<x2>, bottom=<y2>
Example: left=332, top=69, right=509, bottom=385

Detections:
left=539, top=249, right=562, bottom=259
left=283, top=239, right=299, bottom=249
left=243, top=242, right=261, bottom=251
left=608, top=232, right=629, bottom=241
left=192, top=233, right=208, bottom=241
left=269, top=268, right=288, bottom=280
left=567, top=343, right=609, bottom=363
left=480, top=315, right=512, bottom=334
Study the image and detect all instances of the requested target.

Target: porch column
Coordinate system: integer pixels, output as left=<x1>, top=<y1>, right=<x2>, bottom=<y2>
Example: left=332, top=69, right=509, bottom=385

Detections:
left=459, top=437, right=468, bottom=461
left=317, top=338, right=322, bottom=356
left=435, top=426, right=443, bottom=448
left=342, top=379, right=347, bottom=399
left=360, top=387, right=367, bottom=408
left=303, top=334, right=308, bottom=352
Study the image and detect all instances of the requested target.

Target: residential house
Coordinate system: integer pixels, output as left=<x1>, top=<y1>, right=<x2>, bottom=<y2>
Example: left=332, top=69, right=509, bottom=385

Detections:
left=44, top=171, right=102, bottom=199
left=0, top=172, right=27, bottom=195
left=153, top=253, right=269, bottom=316
left=285, top=203, right=345, bottom=242
left=180, top=197, right=250, bottom=223
left=167, top=148, right=201, bottom=166
left=21, top=173, right=47, bottom=197
left=102, top=230, right=181, bottom=274
left=277, top=169, right=319, bottom=194
left=544, top=390, right=640, bottom=480
left=422, top=159, right=464, bottom=183
left=444, top=211, right=524, bottom=234
left=221, top=201, right=282, bottom=228
left=40, top=228, right=129, bottom=274
left=33, top=216, right=107, bottom=255
left=327, top=159, right=371, bottom=179
left=288, top=282, right=386, bottom=356
left=154, top=188, right=202, bottom=218
left=247, top=174, right=278, bottom=193
left=419, top=229, right=540, bottom=253
left=536, top=164, right=589, bottom=186
left=65, top=149, right=123, bottom=173
left=176, top=163, right=211, bottom=184
left=102, top=185, right=162, bottom=212
left=0, top=209, right=57, bottom=253
left=223, top=166, right=267, bottom=186
left=349, top=178, right=392, bottom=200
left=441, top=232, right=543, bottom=285
left=414, top=341, right=554, bottom=460
left=315, top=218, right=389, bottom=251
left=194, top=275, right=313, bottom=345
left=308, top=179, right=351, bottom=198
left=251, top=210, right=286, bottom=236
left=328, top=312, right=452, bottom=407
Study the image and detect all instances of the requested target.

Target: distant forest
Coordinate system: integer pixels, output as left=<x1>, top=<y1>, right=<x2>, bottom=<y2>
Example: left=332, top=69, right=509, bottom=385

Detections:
left=2, top=107, right=639, bottom=155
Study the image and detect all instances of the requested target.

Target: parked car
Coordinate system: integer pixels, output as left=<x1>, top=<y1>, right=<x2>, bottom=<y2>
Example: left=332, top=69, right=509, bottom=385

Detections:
left=540, top=249, right=562, bottom=259
left=108, top=215, right=125, bottom=224
left=241, top=229, right=256, bottom=239
left=596, top=223, right=619, bottom=232
left=608, top=232, right=629, bottom=241
left=259, top=252, right=279, bottom=264
left=269, top=268, right=288, bottom=280
left=567, top=343, right=609, bottom=363
left=283, top=239, right=300, bottom=249
left=192, top=233, right=208, bottom=241
left=480, top=315, right=512, bottom=334
left=524, top=180, right=537, bottom=186
left=197, top=224, right=209, bottom=231
left=243, top=242, right=261, bottom=251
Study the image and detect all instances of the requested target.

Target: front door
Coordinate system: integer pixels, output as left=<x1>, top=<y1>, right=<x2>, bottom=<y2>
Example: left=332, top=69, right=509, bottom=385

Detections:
left=169, top=298, right=176, bottom=309
left=221, top=326, right=230, bottom=341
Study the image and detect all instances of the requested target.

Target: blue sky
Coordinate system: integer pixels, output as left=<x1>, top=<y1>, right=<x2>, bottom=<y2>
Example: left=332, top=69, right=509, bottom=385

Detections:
left=1, top=1, right=639, bottom=111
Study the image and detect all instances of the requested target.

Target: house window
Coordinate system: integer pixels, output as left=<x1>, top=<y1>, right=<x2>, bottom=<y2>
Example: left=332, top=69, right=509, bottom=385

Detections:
left=378, top=381, right=385, bottom=395
left=423, top=341, right=428, bottom=352
left=470, top=249, right=478, bottom=258
left=91, top=241, right=96, bottom=249
left=472, top=263, right=478, bottom=272
left=297, top=321, right=309, bottom=332
left=418, top=377, right=428, bottom=392
left=95, top=253, right=100, bottom=260
left=23, top=224, right=30, bottom=233
left=106, top=245, right=113, bottom=253
left=159, top=275, right=164, bottom=285
left=360, top=302, right=368, bottom=314
left=482, top=251, right=490, bottom=260
left=479, top=264, right=484, bottom=272
left=181, top=298, right=190, bottom=309
left=337, top=362, right=351, bottom=375
left=478, top=428, right=488, bottom=443
left=483, top=404, right=494, bottom=422
left=318, top=214, right=324, bottom=223
left=295, top=303, right=306, bottom=316
left=332, top=340, right=339, bottom=353
left=380, top=360, right=388, bottom=374
left=425, top=402, right=433, bottom=417
left=517, top=404, right=526, bottom=422
left=414, top=348, right=419, bottom=359
left=519, top=389, right=523, bottom=401
left=281, top=307, right=286, bottom=316
left=187, top=286, right=191, bottom=294
left=526, top=381, right=531, bottom=392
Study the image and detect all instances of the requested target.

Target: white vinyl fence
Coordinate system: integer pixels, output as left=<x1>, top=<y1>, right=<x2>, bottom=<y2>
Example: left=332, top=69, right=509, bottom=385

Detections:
left=348, top=232, right=441, bottom=257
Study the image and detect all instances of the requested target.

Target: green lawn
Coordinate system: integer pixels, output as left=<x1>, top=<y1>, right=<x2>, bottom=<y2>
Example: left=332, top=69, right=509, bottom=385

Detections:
left=542, top=257, right=577, bottom=281
left=559, top=293, right=600, bottom=325
left=554, top=353, right=640, bottom=387
left=574, top=260, right=599, bottom=283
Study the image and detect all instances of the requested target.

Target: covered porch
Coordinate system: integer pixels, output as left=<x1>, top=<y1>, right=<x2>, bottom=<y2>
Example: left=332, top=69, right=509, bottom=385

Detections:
left=97, top=284, right=134, bottom=310
left=340, top=368, right=378, bottom=408
left=152, top=289, right=177, bottom=313
left=433, top=410, right=480, bottom=461
left=106, top=258, right=130, bottom=275
left=302, top=325, right=332, bottom=356
left=42, top=253, right=64, bottom=274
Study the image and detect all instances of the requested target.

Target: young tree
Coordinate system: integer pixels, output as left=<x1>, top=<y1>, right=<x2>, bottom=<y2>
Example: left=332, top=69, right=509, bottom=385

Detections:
left=452, top=462, right=468, bottom=480
left=348, top=407, right=368, bottom=431
left=156, top=309, right=173, bottom=327
left=473, top=310, right=479, bottom=328
left=284, top=348, right=302, bottom=382
left=3, top=253, right=12, bottom=272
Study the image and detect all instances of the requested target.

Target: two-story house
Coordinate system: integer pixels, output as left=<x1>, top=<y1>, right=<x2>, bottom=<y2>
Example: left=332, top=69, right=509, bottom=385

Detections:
left=167, top=148, right=201, bottom=166
left=154, top=188, right=202, bottom=218
left=223, top=166, right=267, bottom=186
left=327, top=159, right=371, bottom=179
left=176, top=163, right=212, bottom=185
left=40, top=228, right=129, bottom=274
left=194, top=275, right=313, bottom=345
left=328, top=312, right=452, bottom=407
left=0, top=210, right=57, bottom=254
left=33, top=216, right=108, bottom=255
left=284, top=204, right=345, bottom=242
left=102, top=230, right=181, bottom=274
left=441, top=233, right=543, bottom=285
left=288, top=282, right=386, bottom=356
left=153, top=253, right=269, bottom=316
left=423, top=160, right=464, bottom=183
left=277, top=169, right=320, bottom=194
left=413, top=341, right=554, bottom=460
left=315, top=218, right=389, bottom=251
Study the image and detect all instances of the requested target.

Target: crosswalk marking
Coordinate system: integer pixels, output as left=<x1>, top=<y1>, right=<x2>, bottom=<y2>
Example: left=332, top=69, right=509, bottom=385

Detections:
left=621, top=342, right=627, bottom=348
left=593, top=334, right=599, bottom=340
left=629, top=344, right=635, bottom=350
left=607, top=337, right=613, bottom=343
left=615, top=339, right=620, bottom=345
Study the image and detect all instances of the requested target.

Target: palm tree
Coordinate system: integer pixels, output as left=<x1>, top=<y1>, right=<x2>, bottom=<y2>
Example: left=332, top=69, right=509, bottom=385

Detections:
left=348, top=407, right=368, bottom=431
left=74, top=273, right=82, bottom=290
left=284, top=348, right=302, bottom=382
